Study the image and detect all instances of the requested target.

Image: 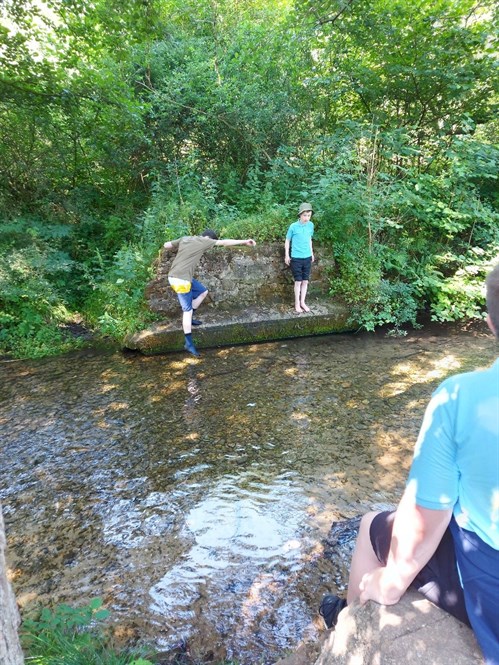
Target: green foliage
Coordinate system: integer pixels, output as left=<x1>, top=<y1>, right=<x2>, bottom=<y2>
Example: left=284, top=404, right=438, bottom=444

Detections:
left=0, top=0, right=498, bottom=355
left=427, top=256, right=493, bottom=323
left=0, top=218, right=85, bottom=358
left=84, top=243, right=158, bottom=339
left=326, top=238, right=419, bottom=332
left=328, top=240, right=383, bottom=304
left=21, top=598, right=154, bottom=665
left=351, top=280, right=420, bottom=333
left=220, top=205, right=290, bottom=242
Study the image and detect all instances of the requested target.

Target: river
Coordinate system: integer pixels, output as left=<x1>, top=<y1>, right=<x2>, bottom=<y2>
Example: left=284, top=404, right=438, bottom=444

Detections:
left=0, top=322, right=496, bottom=663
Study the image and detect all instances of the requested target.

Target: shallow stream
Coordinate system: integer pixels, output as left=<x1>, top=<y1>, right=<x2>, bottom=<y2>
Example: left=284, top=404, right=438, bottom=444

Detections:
left=0, top=323, right=496, bottom=663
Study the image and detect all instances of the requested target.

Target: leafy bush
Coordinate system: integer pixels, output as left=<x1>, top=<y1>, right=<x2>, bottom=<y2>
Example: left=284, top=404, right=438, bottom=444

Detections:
left=328, top=240, right=383, bottom=304
left=84, top=244, right=159, bottom=339
left=219, top=205, right=290, bottom=242
left=0, top=236, right=84, bottom=358
left=429, top=259, right=492, bottom=323
left=350, top=280, right=420, bottom=333
left=21, top=598, right=154, bottom=665
left=328, top=238, right=420, bottom=333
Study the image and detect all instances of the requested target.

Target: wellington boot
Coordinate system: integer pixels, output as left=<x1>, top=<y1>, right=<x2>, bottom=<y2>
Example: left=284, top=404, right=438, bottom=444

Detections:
left=184, top=339, right=200, bottom=357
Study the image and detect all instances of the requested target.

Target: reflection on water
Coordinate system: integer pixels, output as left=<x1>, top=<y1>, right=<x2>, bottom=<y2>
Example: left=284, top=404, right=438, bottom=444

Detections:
left=149, top=470, right=308, bottom=652
left=0, top=324, right=495, bottom=663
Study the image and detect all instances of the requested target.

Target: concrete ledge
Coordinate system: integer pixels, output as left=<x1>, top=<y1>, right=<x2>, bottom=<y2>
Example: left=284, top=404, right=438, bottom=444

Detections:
left=124, top=301, right=354, bottom=355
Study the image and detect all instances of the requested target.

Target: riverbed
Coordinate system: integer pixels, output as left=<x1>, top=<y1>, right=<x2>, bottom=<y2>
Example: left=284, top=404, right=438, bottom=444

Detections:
left=0, top=322, right=496, bottom=663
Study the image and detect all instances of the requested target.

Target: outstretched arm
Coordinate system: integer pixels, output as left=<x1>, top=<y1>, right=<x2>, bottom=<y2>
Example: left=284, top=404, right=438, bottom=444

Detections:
left=356, top=486, right=452, bottom=606
left=216, top=238, right=256, bottom=247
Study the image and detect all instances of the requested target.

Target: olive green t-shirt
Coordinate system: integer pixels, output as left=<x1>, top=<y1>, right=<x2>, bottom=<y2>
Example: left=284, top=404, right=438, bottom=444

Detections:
left=168, top=236, right=217, bottom=282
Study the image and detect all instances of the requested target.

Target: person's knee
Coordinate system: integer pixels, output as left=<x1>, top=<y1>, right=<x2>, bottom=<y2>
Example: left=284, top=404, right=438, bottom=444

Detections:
left=193, top=291, right=208, bottom=307
left=358, top=511, right=381, bottom=541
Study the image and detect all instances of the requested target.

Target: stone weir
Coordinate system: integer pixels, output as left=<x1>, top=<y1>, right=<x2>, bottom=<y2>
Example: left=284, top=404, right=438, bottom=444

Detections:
left=125, top=242, right=355, bottom=355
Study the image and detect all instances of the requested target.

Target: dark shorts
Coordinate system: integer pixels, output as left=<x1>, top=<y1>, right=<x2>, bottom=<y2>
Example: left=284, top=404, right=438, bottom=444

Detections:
left=370, top=511, right=470, bottom=626
left=175, top=279, right=207, bottom=312
left=290, top=257, right=312, bottom=282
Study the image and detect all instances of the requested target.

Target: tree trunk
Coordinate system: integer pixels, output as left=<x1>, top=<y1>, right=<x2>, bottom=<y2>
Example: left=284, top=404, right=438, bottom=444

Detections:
left=0, top=504, right=25, bottom=665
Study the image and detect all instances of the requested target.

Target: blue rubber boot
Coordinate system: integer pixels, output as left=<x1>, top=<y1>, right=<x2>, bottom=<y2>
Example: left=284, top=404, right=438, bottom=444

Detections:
left=184, top=338, right=200, bottom=357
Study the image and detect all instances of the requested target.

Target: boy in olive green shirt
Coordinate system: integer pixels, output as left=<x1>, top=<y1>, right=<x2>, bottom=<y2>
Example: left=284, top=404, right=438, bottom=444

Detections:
left=163, top=230, right=256, bottom=357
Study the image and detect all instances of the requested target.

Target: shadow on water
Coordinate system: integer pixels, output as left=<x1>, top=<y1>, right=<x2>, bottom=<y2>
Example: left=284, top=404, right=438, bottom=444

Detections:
left=0, top=321, right=495, bottom=663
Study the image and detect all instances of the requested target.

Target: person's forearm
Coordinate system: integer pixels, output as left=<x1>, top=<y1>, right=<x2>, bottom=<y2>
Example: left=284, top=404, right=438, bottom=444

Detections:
left=217, top=239, right=255, bottom=247
left=360, top=488, right=452, bottom=605
left=390, top=490, right=451, bottom=579
left=221, top=239, right=244, bottom=246
left=285, top=239, right=290, bottom=258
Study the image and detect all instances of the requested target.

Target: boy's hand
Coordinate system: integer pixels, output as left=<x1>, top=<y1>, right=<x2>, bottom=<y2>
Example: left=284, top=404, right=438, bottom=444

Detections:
left=246, top=239, right=256, bottom=246
left=285, top=256, right=291, bottom=266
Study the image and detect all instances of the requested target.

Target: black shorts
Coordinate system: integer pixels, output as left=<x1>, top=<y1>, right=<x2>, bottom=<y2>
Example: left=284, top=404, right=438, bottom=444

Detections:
left=290, top=257, right=312, bottom=281
left=370, top=511, right=470, bottom=626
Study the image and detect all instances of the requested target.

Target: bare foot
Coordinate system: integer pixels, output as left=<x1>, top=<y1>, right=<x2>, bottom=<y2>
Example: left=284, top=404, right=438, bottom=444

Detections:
left=295, top=306, right=303, bottom=313
left=301, top=303, right=310, bottom=312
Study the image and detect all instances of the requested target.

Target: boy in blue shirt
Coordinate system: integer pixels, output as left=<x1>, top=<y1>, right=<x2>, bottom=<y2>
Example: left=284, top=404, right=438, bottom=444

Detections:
left=321, top=263, right=499, bottom=665
left=284, top=202, right=315, bottom=313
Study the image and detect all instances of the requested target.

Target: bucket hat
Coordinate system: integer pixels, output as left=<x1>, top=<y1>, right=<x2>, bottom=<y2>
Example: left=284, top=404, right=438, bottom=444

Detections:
left=298, top=202, right=313, bottom=215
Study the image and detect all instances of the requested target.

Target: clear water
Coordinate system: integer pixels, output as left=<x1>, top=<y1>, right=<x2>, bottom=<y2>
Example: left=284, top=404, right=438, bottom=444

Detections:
left=0, top=324, right=495, bottom=663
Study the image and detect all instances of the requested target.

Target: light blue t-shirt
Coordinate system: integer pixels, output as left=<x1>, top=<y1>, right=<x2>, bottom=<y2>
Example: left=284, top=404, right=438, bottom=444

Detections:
left=408, top=358, right=499, bottom=549
left=286, top=221, right=314, bottom=259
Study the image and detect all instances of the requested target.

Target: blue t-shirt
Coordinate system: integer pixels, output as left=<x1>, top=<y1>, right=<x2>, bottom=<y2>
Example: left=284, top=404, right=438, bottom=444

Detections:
left=408, top=358, right=499, bottom=663
left=286, top=221, right=314, bottom=259
left=408, top=358, right=499, bottom=548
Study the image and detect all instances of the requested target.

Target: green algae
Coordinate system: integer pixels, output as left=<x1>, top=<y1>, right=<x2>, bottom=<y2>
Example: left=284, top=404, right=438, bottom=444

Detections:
left=125, top=307, right=356, bottom=355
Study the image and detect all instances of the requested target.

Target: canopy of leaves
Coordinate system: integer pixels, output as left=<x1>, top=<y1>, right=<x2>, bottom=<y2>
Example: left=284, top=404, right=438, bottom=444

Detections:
left=0, top=0, right=497, bottom=355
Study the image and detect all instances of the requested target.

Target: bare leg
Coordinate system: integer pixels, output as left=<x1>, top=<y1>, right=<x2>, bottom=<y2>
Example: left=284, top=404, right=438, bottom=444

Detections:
left=182, top=309, right=193, bottom=335
left=300, top=280, right=310, bottom=312
left=347, top=511, right=381, bottom=604
left=192, top=289, right=208, bottom=311
left=294, top=282, right=303, bottom=313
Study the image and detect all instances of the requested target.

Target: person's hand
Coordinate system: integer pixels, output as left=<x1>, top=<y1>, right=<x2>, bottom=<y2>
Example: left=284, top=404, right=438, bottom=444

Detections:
left=359, top=568, right=403, bottom=606
left=285, top=256, right=291, bottom=266
left=246, top=239, right=256, bottom=246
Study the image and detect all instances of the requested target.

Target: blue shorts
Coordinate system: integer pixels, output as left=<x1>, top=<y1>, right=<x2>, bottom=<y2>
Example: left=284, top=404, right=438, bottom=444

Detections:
left=450, top=517, right=499, bottom=664
left=175, top=279, right=207, bottom=312
left=290, top=257, right=312, bottom=281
